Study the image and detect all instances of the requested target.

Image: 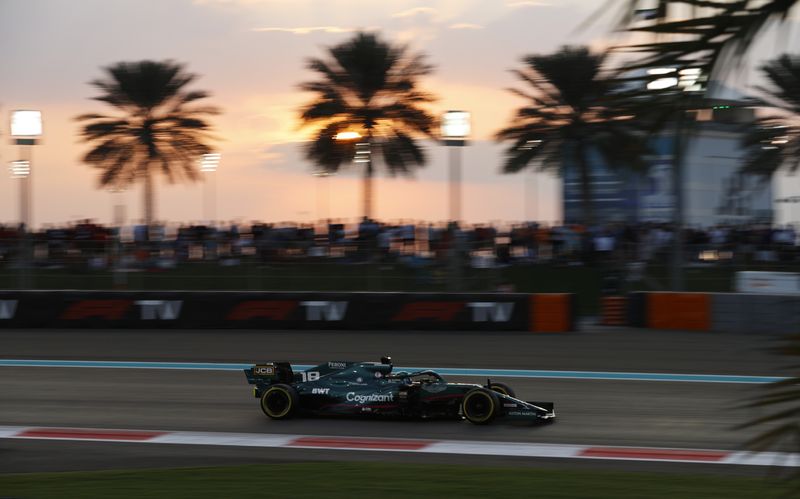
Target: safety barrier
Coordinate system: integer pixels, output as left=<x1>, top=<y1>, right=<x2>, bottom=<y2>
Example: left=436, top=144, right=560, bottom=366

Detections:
left=0, top=291, right=577, bottom=332
left=600, top=296, right=627, bottom=326
left=616, top=292, right=800, bottom=333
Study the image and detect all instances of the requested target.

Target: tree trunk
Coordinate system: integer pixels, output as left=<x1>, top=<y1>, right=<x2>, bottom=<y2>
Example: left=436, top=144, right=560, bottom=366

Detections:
left=363, top=161, right=373, bottom=219
left=144, top=170, right=154, bottom=228
left=577, top=141, right=595, bottom=228
left=362, top=135, right=374, bottom=219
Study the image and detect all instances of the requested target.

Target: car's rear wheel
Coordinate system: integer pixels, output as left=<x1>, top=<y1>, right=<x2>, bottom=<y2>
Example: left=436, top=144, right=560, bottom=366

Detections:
left=488, top=382, right=516, bottom=398
left=462, top=388, right=499, bottom=425
left=260, top=384, right=299, bottom=420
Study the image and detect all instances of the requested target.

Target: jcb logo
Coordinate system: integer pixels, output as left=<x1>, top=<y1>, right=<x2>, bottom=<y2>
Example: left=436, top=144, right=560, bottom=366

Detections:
left=254, top=366, right=275, bottom=376
left=0, top=300, right=18, bottom=319
left=135, top=300, right=183, bottom=320
left=467, top=302, right=514, bottom=322
left=300, top=301, right=347, bottom=321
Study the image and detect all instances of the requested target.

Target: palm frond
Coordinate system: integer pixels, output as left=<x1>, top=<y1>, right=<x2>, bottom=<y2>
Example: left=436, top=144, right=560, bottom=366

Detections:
left=297, top=32, right=436, bottom=177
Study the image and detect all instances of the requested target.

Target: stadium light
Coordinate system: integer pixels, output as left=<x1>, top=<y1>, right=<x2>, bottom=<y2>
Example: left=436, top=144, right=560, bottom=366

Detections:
left=9, top=160, right=30, bottom=179
left=10, top=110, right=42, bottom=138
left=441, top=111, right=471, bottom=222
left=199, top=153, right=221, bottom=224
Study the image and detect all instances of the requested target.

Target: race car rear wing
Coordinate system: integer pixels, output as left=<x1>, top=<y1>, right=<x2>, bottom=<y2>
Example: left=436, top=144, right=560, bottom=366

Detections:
left=244, top=362, right=294, bottom=385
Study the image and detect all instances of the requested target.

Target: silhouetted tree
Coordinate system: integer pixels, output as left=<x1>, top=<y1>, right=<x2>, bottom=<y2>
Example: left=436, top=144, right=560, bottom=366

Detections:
left=77, top=60, right=219, bottom=226
left=297, top=32, right=437, bottom=218
left=495, top=46, right=649, bottom=226
left=739, top=334, right=800, bottom=477
left=613, top=1, right=799, bottom=80
left=742, top=54, right=800, bottom=178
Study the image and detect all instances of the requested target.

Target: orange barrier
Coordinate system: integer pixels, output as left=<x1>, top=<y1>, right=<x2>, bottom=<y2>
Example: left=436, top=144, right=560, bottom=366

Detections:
left=646, top=293, right=711, bottom=331
left=530, top=294, right=573, bottom=332
left=601, top=296, right=627, bottom=326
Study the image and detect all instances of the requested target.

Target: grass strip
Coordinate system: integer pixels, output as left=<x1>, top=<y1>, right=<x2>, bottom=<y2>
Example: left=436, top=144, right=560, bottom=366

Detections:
left=0, top=462, right=789, bottom=499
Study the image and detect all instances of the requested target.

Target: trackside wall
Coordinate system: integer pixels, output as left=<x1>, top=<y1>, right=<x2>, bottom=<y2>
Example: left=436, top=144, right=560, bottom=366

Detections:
left=616, top=292, right=800, bottom=334
left=0, top=291, right=576, bottom=332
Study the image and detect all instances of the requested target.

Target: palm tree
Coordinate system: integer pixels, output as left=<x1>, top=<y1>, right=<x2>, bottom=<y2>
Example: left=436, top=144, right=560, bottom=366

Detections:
left=297, top=32, right=437, bottom=219
left=613, top=1, right=799, bottom=81
left=739, top=335, right=800, bottom=470
left=495, top=46, right=649, bottom=226
left=742, top=54, right=800, bottom=178
left=77, top=60, right=219, bottom=226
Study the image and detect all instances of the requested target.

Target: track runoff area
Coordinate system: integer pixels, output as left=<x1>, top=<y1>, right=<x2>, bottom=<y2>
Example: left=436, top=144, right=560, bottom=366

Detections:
left=1, top=358, right=795, bottom=468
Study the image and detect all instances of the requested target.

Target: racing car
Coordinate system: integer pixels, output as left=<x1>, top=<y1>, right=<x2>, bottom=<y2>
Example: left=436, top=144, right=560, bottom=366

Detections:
left=243, top=357, right=555, bottom=425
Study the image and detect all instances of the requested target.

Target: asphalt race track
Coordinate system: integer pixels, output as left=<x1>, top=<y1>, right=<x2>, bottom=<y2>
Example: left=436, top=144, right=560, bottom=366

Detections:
left=0, top=327, right=789, bottom=474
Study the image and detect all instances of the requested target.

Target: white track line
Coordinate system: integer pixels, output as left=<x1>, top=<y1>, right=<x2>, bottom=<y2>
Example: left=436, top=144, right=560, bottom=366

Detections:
left=2, top=425, right=798, bottom=467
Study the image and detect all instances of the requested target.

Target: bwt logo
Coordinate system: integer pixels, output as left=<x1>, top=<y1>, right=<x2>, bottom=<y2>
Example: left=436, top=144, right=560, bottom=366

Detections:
left=311, top=388, right=330, bottom=395
left=0, top=300, right=18, bottom=320
left=134, top=300, right=183, bottom=320
left=467, top=302, right=514, bottom=322
left=300, top=301, right=348, bottom=321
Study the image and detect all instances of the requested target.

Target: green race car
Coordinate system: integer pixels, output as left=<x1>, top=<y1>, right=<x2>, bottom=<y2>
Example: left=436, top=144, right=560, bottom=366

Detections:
left=244, top=357, right=555, bottom=425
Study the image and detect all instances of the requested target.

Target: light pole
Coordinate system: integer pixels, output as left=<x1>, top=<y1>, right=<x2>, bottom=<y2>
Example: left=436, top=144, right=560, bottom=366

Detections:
left=10, top=110, right=42, bottom=289
left=200, top=153, right=221, bottom=226
left=335, top=131, right=370, bottom=218
left=441, top=111, right=471, bottom=222
left=441, top=111, right=470, bottom=291
left=313, top=170, right=332, bottom=221
left=646, top=68, right=705, bottom=291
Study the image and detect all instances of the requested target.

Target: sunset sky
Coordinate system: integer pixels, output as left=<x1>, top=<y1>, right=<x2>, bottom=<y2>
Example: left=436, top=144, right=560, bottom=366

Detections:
left=1, top=0, right=798, bottom=228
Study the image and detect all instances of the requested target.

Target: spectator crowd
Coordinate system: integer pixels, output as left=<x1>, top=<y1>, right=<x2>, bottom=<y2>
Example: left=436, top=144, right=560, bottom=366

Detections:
left=0, top=218, right=798, bottom=270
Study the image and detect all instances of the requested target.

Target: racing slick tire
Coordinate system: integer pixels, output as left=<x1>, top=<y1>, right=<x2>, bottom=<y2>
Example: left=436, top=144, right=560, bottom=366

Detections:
left=488, top=382, right=516, bottom=399
left=260, top=384, right=299, bottom=420
left=461, top=388, right=500, bottom=425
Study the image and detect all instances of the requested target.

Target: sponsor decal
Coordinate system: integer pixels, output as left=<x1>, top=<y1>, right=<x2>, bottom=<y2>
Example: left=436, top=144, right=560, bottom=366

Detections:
left=0, top=300, right=18, bottom=320
left=507, top=411, right=536, bottom=416
left=299, top=371, right=320, bottom=382
left=503, top=403, right=518, bottom=408
left=300, top=301, right=348, bottom=321
left=346, top=392, right=395, bottom=403
left=135, top=300, right=182, bottom=320
left=421, top=383, right=447, bottom=393
left=467, top=302, right=514, bottom=322
left=355, top=377, right=363, bottom=383
left=374, top=372, right=383, bottom=378
left=253, top=366, right=275, bottom=376
left=328, top=361, right=348, bottom=369
left=391, top=302, right=463, bottom=322
left=311, top=388, right=330, bottom=395
left=226, top=300, right=297, bottom=320
left=60, top=300, right=131, bottom=320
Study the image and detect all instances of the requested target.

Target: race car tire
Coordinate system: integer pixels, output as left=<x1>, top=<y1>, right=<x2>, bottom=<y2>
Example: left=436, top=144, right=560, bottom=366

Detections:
left=462, top=388, right=499, bottom=425
left=488, top=382, right=516, bottom=399
left=260, top=384, right=299, bottom=420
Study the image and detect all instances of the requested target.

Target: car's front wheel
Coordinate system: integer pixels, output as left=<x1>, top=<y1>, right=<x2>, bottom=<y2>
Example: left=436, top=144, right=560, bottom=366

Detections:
left=488, top=382, right=516, bottom=398
left=461, top=388, right=499, bottom=425
left=260, top=384, right=299, bottom=420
